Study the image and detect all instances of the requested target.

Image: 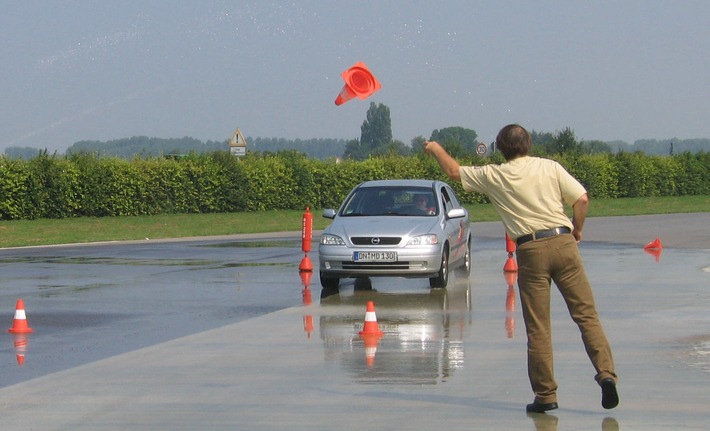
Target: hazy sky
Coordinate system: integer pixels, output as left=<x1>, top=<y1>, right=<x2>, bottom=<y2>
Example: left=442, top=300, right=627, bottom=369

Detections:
left=2, top=1, right=708, bottom=152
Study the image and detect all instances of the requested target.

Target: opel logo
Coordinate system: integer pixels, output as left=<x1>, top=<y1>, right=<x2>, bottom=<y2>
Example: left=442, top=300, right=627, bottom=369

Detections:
left=371, top=237, right=381, bottom=245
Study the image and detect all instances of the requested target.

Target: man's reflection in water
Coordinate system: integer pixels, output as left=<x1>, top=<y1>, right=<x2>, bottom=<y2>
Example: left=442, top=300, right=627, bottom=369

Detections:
left=526, top=414, right=619, bottom=431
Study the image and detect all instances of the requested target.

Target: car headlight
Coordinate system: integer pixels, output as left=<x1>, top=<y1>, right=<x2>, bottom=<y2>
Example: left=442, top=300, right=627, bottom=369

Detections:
left=407, top=234, right=439, bottom=246
left=320, top=233, right=346, bottom=245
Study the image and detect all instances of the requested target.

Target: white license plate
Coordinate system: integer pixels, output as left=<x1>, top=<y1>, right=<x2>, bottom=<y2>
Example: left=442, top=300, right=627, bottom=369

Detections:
left=353, top=251, right=397, bottom=262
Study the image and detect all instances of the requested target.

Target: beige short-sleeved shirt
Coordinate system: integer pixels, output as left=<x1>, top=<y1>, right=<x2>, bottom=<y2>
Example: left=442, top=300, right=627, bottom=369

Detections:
left=459, top=156, right=587, bottom=240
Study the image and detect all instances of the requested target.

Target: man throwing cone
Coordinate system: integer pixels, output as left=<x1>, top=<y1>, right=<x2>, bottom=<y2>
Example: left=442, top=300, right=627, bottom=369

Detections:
left=424, top=124, right=618, bottom=413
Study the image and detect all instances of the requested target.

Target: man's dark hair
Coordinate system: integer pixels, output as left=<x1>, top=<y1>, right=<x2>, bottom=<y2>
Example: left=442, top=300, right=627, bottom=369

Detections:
left=496, top=124, right=532, bottom=161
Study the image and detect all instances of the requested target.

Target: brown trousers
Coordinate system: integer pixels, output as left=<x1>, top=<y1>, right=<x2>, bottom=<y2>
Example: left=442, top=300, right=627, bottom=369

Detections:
left=516, top=234, right=617, bottom=404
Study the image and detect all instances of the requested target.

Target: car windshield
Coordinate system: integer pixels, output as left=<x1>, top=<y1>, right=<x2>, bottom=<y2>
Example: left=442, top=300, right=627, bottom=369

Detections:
left=340, top=186, right=438, bottom=217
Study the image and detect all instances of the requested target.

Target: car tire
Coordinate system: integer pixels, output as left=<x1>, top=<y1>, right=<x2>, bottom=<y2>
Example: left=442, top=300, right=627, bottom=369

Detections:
left=429, top=248, right=449, bottom=289
left=455, top=237, right=472, bottom=277
left=320, top=272, right=339, bottom=289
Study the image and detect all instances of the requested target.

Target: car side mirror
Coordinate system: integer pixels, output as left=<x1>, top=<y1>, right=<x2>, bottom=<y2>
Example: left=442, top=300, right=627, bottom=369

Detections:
left=446, top=208, right=466, bottom=219
left=322, top=209, right=337, bottom=219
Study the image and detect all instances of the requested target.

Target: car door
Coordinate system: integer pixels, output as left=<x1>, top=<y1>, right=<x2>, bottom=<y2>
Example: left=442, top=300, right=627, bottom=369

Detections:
left=440, top=185, right=468, bottom=263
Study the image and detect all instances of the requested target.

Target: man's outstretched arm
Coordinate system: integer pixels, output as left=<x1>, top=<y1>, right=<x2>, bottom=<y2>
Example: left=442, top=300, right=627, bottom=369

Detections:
left=423, top=141, right=461, bottom=181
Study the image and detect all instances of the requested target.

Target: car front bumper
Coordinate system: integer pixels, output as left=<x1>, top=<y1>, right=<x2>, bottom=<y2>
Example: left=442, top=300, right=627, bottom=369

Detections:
left=318, top=244, right=443, bottom=278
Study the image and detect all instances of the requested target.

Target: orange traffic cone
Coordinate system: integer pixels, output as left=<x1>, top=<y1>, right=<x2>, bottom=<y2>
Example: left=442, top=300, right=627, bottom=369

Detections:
left=299, top=253, right=313, bottom=272
left=644, top=237, right=662, bottom=250
left=504, top=233, right=518, bottom=272
left=334, top=62, right=381, bottom=105
left=359, top=301, right=384, bottom=336
left=8, top=299, right=33, bottom=333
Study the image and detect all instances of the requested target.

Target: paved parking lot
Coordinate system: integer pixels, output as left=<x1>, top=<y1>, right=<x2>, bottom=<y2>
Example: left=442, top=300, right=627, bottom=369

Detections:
left=1, top=213, right=709, bottom=430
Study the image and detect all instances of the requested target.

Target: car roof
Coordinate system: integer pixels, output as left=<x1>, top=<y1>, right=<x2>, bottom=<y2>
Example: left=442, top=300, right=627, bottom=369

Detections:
left=357, top=179, right=441, bottom=189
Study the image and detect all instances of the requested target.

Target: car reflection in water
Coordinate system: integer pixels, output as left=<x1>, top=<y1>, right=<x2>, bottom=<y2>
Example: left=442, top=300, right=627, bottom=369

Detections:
left=319, top=276, right=472, bottom=385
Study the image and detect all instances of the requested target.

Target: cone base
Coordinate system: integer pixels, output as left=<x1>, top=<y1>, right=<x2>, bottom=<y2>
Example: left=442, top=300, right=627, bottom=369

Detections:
left=299, top=256, right=313, bottom=272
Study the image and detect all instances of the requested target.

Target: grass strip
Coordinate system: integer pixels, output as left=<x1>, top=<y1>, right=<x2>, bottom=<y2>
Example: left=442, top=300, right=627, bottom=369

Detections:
left=0, top=195, right=707, bottom=248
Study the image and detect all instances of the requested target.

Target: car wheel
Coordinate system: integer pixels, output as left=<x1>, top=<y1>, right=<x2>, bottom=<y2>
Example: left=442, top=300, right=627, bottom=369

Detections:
left=320, top=271, right=339, bottom=289
left=429, top=248, right=449, bottom=289
left=455, top=237, right=472, bottom=277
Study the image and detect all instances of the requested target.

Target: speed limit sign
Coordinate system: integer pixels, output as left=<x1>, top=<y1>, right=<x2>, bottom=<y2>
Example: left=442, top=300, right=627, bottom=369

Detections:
left=476, top=143, right=487, bottom=155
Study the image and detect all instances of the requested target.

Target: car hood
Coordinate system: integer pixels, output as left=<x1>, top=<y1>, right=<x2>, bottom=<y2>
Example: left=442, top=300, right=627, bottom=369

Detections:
left=325, top=216, right=441, bottom=240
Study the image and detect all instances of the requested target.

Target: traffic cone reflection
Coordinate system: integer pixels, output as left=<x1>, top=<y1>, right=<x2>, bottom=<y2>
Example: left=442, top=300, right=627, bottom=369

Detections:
left=505, top=271, right=517, bottom=339
left=8, top=299, right=33, bottom=333
left=361, top=334, right=381, bottom=368
left=334, top=62, right=381, bottom=105
left=300, top=271, right=314, bottom=339
left=13, top=333, right=29, bottom=366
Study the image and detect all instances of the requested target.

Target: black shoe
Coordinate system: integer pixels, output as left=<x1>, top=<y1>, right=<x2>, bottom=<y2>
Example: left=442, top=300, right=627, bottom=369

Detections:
left=526, top=400, right=559, bottom=413
left=601, top=378, right=619, bottom=409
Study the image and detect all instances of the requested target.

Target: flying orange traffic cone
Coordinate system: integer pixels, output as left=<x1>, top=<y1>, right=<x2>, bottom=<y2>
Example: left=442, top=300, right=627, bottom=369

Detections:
left=8, top=299, right=33, bottom=333
left=334, top=62, right=381, bottom=105
left=359, top=301, right=384, bottom=336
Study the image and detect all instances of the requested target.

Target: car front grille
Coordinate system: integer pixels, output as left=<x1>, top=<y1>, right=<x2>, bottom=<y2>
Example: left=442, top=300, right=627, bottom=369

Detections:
left=350, top=237, right=402, bottom=246
left=341, top=261, right=412, bottom=270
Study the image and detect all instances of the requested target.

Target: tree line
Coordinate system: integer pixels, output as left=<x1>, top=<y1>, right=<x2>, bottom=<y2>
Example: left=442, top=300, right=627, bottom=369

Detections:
left=4, top=102, right=709, bottom=160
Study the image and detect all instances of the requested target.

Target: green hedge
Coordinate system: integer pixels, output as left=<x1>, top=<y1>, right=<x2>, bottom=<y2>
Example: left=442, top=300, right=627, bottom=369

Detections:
left=0, top=151, right=708, bottom=220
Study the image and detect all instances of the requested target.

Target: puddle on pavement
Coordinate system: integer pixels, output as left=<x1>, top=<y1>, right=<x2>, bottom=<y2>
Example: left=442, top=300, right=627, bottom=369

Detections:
left=678, top=334, right=710, bottom=373
left=314, top=278, right=472, bottom=385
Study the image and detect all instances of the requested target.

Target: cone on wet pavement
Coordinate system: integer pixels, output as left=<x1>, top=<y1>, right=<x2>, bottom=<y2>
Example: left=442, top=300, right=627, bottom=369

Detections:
left=8, top=299, right=33, bottom=334
left=644, top=237, right=662, bottom=250
left=299, top=253, right=313, bottom=272
left=359, top=301, right=383, bottom=336
left=503, top=233, right=518, bottom=272
left=503, top=253, right=518, bottom=272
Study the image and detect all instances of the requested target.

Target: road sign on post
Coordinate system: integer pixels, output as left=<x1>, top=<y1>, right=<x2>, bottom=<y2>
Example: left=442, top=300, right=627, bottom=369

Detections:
left=229, top=127, right=247, bottom=157
left=476, top=142, right=487, bottom=156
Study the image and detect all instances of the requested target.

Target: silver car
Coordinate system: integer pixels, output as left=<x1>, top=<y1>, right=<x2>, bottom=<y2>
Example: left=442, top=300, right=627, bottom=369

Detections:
left=318, top=179, right=471, bottom=289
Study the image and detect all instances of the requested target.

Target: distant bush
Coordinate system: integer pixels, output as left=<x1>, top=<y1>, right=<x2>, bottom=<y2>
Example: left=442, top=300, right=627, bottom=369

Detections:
left=0, top=150, right=707, bottom=220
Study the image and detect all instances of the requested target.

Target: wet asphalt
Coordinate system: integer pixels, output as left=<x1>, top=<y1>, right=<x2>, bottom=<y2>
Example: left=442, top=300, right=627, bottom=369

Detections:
left=0, top=213, right=709, bottom=430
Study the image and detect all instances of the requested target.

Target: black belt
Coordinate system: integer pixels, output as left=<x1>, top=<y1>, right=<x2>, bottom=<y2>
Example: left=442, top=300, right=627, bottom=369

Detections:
left=516, top=227, right=571, bottom=246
